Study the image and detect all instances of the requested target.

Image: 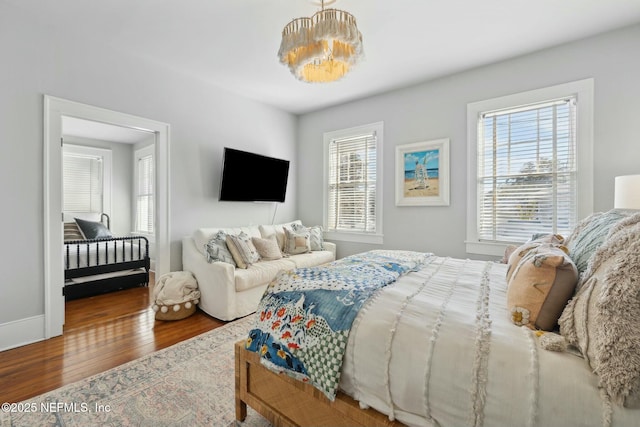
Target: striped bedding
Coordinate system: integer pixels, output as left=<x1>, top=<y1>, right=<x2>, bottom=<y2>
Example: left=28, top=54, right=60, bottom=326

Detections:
left=338, top=256, right=638, bottom=427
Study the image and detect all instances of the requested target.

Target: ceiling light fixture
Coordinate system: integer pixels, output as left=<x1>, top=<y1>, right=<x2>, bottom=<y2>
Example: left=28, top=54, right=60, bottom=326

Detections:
left=278, top=0, right=364, bottom=83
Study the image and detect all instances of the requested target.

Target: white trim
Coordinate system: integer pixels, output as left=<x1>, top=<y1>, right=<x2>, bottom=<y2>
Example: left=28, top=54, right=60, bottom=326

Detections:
left=133, top=144, right=155, bottom=235
left=44, top=95, right=171, bottom=339
left=323, top=121, right=384, bottom=244
left=325, top=231, right=384, bottom=245
left=465, top=79, right=594, bottom=256
left=0, top=315, right=45, bottom=352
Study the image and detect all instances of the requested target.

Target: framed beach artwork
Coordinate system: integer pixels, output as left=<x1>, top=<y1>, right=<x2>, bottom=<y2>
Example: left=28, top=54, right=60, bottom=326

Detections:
left=395, top=138, right=450, bottom=206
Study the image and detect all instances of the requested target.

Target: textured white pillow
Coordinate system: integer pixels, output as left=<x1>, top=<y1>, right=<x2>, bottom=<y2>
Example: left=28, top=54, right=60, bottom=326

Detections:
left=283, top=227, right=311, bottom=255
left=251, top=235, right=283, bottom=260
left=559, top=213, right=640, bottom=406
left=259, top=220, right=302, bottom=251
left=226, top=232, right=260, bottom=269
left=290, top=223, right=324, bottom=251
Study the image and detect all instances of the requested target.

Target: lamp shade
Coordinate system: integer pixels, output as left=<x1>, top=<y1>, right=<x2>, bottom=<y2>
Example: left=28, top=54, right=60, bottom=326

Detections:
left=614, top=175, right=640, bottom=209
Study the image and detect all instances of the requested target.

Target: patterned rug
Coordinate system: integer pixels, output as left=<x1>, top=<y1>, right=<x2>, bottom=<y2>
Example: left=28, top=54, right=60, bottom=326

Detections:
left=1, top=314, right=270, bottom=427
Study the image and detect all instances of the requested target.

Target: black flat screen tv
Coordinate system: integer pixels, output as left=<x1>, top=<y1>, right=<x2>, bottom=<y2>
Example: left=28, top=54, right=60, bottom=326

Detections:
left=219, top=147, right=290, bottom=202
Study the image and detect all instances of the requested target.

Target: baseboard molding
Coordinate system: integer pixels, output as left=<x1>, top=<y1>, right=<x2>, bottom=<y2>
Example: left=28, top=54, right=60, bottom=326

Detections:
left=0, top=315, right=45, bottom=352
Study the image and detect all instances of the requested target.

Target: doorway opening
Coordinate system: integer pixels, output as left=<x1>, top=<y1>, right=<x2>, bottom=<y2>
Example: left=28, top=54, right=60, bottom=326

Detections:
left=44, top=96, right=170, bottom=338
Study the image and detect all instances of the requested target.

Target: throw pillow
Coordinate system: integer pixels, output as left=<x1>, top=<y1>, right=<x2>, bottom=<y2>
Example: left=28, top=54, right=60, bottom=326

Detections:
left=283, top=227, right=311, bottom=255
left=259, top=220, right=302, bottom=252
left=205, top=230, right=236, bottom=266
left=74, top=217, right=113, bottom=239
left=290, top=223, right=324, bottom=251
left=559, top=212, right=640, bottom=406
left=64, top=222, right=84, bottom=241
left=566, top=209, right=628, bottom=275
left=226, top=232, right=260, bottom=269
left=251, top=235, right=283, bottom=260
left=505, top=234, right=565, bottom=283
left=507, top=243, right=578, bottom=331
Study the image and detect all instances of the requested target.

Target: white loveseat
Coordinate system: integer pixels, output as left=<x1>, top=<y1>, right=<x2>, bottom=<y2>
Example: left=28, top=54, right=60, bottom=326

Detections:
left=182, top=221, right=336, bottom=321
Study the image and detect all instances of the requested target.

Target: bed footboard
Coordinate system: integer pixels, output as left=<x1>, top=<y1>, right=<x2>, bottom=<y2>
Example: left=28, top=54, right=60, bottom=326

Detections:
left=64, top=236, right=150, bottom=300
left=234, top=341, right=402, bottom=427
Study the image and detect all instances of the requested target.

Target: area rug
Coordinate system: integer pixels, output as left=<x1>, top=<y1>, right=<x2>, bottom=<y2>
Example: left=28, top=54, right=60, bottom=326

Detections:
left=1, top=314, right=270, bottom=427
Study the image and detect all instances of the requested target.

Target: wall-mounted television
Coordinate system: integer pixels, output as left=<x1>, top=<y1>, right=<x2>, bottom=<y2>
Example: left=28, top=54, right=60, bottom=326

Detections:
left=219, top=147, right=290, bottom=202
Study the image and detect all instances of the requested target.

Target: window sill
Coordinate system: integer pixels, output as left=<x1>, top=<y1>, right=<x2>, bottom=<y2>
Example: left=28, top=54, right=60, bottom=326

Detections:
left=325, top=231, right=383, bottom=245
left=465, top=240, right=515, bottom=257
left=131, top=231, right=155, bottom=243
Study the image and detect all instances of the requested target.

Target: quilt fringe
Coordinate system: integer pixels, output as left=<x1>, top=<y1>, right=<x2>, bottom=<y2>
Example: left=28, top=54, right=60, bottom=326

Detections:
left=522, top=327, right=539, bottom=427
left=382, top=258, right=444, bottom=421
left=348, top=282, right=384, bottom=404
left=422, top=258, right=464, bottom=427
left=468, top=262, right=493, bottom=427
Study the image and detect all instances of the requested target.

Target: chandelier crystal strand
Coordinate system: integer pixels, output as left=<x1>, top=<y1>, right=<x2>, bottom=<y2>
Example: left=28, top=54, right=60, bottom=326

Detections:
left=278, top=1, right=363, bottom=83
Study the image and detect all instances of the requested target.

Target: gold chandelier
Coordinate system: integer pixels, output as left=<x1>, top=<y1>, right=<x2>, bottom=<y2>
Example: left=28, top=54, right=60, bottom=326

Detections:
left=278, top=0, right=364, bottom=83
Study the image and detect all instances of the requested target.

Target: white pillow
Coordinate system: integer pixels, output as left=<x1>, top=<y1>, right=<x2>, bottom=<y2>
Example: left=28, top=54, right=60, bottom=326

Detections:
left=226, top=232, right=260, bottom=269
left=283, top=227, right=311, bottom=255
left=251, top=235, right=283, bottom=260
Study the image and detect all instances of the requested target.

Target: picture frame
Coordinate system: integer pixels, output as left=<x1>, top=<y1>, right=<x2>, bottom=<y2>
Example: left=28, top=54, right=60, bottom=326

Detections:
left=395, top=138, right=450, bottom=206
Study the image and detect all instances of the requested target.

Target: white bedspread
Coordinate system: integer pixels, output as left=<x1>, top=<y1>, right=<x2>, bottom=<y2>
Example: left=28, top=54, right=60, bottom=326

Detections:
left=339, top=256, right=638, bottom=427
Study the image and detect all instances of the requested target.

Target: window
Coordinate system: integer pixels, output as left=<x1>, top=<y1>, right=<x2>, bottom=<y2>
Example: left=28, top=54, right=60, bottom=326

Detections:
left=466, top=80, right=594, bottom=256
left=324, top=122, right=383, bottom=244
left=134, top=145, right=154, bottom=234
left=62, top=144, right=112, bottom=216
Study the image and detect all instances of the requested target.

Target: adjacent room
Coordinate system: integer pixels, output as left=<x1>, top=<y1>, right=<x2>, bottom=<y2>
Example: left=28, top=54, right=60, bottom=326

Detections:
left=1, top=1, right=639, bottom=426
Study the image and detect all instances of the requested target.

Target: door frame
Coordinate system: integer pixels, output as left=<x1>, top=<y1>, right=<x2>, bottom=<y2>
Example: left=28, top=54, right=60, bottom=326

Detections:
left=44, top=95, right=171, bottom=338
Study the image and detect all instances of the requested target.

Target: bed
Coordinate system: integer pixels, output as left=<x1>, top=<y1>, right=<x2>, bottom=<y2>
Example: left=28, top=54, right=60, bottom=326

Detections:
left=63, top=214, right=150, bottom=300
left=236, top=211, right=640, bottom=427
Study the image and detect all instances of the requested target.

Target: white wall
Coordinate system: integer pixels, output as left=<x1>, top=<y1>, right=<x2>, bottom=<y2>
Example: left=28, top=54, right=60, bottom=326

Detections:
left=0, top=4, right=297, bottom=329
left=297, top=24, right=640, bottom=260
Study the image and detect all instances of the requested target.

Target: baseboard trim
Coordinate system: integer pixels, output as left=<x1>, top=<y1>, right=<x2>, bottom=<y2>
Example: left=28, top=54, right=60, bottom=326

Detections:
left=0, top=315, right=45, bottom=352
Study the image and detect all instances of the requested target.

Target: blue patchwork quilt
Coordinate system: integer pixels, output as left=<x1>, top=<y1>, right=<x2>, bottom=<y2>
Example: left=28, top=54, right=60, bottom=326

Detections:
left=245, top=249, right=431, bottom=400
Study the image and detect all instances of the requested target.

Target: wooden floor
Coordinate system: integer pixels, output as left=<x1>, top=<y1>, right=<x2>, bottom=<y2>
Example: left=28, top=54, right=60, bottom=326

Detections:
left=0, top=274, right=226, bottom=403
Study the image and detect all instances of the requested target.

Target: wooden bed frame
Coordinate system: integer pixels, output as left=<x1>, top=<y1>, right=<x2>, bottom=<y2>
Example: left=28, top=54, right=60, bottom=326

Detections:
left=63, top=235, right=150, bottom=300
left=235, top=341, right=403, bottom=427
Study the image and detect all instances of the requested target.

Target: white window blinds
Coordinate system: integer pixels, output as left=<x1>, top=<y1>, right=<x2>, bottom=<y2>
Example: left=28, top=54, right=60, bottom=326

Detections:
left=327, top=132, right=377, bottom=233
left=477, top=97, right=577, bottom=242
left=135, top=152, right=154, bottom=234
left=63, top=152, right=103, bottom=213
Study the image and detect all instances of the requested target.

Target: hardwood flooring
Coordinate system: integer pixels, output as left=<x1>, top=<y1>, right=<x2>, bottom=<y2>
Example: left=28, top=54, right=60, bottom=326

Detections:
left=0, top=274, right=226, bottom=403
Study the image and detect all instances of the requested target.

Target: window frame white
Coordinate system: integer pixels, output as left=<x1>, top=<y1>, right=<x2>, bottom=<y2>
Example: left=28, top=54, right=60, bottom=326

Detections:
left=62, top=143, right=112, bottom=220
left=133, top=144, right=155, bottom=236
left=466, top=79, right=594, bottom=256
left=323, top=122, right=384, bottom=244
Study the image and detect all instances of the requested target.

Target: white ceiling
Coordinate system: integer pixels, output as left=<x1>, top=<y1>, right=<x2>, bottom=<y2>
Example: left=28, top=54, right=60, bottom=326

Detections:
left=11, top=0, right=640, bottom=114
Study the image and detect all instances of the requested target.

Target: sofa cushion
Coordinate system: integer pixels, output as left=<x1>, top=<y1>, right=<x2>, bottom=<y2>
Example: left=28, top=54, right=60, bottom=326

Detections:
left=289, top=250, right=335, bottom=268
left=194, top=225, right=261, bottom=256
left=234, top=258, right=296, bottom=292
left=259, top=220, right=302, bottom=252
